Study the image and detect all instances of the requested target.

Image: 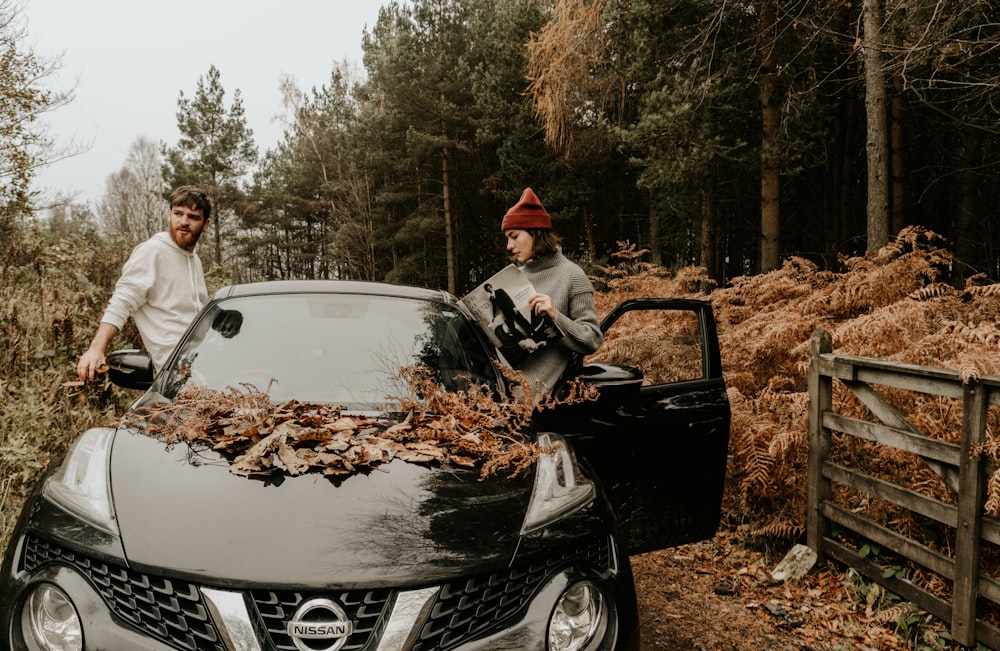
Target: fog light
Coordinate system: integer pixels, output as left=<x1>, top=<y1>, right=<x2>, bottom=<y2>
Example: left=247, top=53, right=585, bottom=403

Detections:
left=548, top=581, right=605, bottom=651
left=21, top=584, right=82, bottom=651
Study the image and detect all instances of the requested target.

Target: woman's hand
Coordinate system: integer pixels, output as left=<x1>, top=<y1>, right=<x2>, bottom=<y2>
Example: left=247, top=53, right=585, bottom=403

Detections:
left=529, top=293, right=558, bottom=323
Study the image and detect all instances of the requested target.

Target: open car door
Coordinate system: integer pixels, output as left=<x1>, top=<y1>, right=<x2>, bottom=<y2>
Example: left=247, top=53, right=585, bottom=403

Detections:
left=539, top=298, right=731, bottom=555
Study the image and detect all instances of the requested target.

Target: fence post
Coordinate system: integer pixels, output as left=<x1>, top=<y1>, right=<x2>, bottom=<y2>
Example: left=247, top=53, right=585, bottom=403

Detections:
left=807, top=328, right=833, bottom=558
left=952, top=381, right=988, bottom=646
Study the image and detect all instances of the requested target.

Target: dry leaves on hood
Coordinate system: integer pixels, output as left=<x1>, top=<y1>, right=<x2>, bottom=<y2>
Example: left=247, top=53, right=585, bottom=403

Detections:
left=118, top=365, right=598, bottom=481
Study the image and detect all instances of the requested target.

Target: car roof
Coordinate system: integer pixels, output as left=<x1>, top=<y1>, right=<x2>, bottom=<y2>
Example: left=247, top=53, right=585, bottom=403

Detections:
left=212, top=279, right=457, bottom=304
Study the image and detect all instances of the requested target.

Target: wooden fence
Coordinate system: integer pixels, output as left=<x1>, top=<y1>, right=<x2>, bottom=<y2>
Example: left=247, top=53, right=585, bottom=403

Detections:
left=807, top=328, right=1000, bottom=648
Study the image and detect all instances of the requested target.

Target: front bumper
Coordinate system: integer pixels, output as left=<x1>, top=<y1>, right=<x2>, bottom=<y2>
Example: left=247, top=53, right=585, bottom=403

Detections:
left=2, top=533, right=639, bottom=651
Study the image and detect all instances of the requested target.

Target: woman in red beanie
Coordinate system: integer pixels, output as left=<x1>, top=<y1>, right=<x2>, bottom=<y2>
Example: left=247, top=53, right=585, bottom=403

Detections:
left=500, top=188, right=603, bottom=391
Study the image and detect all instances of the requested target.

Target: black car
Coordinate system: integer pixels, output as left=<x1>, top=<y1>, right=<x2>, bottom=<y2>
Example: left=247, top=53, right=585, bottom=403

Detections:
left=1, top=280, right=730, bottom=651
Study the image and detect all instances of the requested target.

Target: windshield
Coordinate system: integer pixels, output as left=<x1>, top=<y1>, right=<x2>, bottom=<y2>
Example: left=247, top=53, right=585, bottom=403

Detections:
left=158, top=293, right=499, bottom=409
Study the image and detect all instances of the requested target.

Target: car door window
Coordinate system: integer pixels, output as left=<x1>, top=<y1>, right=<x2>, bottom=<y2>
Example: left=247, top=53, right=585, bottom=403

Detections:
left=585, top=308, right=704, bottom=384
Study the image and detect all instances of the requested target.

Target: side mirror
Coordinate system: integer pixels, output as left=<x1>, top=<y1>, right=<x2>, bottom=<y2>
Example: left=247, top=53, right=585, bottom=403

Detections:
left=106, top=349, right=154, bottom=390
left=534, top=363, right=644, bottom=431
left=575, top=363, right=643, bottom=402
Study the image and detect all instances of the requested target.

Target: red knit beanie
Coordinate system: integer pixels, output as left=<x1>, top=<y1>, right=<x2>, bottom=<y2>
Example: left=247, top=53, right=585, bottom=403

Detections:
left=501, top=187, right=551, bottom=231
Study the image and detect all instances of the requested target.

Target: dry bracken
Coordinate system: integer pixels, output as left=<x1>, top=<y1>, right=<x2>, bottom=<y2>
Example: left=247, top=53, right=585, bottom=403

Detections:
left=593, top=227, right=1000, bottom=542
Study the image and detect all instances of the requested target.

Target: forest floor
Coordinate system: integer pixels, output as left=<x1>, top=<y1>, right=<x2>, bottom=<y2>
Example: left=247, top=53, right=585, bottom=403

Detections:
left=632, top=529, right=943, bottom=651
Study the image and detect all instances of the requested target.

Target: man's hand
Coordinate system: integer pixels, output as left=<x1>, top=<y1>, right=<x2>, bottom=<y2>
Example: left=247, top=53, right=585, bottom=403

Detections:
left=77, top=323, right=119, bottom=382
left=76, top=348, right=108, bottom=382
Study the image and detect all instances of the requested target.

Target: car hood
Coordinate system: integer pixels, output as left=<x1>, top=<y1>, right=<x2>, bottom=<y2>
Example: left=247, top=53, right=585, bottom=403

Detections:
left=109, top=428, right=532, bottom=588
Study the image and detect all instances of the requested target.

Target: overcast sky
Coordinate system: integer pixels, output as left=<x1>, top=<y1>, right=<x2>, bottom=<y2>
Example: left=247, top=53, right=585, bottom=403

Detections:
left=25, top=0, right=385, bottom=206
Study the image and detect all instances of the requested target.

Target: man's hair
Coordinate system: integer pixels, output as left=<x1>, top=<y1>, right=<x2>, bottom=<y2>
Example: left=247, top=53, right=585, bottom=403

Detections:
left=529, top=229, right=562, bottom=257
left=169, top=185, right=212, bottom=222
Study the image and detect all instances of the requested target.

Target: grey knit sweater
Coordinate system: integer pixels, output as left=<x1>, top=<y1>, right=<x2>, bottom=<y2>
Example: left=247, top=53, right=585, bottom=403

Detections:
left=515, top=251, right=603, bottom=390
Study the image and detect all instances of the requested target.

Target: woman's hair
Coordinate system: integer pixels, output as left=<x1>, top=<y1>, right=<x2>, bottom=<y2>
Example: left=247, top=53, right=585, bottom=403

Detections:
left=529, top=229, right=562, bottom=257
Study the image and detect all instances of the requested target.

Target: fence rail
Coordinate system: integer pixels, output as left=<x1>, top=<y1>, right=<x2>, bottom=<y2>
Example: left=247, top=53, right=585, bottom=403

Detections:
left=807, top=328, right=1000, bottom=648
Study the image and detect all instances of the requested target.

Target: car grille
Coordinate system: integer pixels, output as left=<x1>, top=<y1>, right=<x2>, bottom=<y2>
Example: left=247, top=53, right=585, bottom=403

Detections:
left=22, top=536, right=226, bottom=651
left=250, top=588, right=392, bottom=650
left=23, top=535, right=612, bottom=651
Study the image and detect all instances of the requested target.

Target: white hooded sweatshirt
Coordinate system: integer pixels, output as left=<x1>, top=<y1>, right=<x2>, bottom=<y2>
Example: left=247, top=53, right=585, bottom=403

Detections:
left=100, top=232, right=207, bottom=372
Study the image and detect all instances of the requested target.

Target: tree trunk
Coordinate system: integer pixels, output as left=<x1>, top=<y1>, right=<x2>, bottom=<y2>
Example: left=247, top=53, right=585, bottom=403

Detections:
left=581, top=203, right=597, bottom=262
left=838, top=99, right=857, bottom=250
left=889, top=73, right=905, bottom=236
left=953, top=133, right=982, bottom=285
left=889, top=6, right=906, bottom=238
left=649, top=197, right=662, bottom=266
left=441, top=92, right=456, bottom=295
left=700, top=191, right=713, bottom=282
left=759, top=0, right=781, bottom=273
left=212, top=204, right=223, bottom=270
left=863, top=0, right=889, bottom=252
left=366, top=177, right=377, bottom=281
left=577, top=178, right=597, bottom=261
left=823, top=87, right=852, bottom=264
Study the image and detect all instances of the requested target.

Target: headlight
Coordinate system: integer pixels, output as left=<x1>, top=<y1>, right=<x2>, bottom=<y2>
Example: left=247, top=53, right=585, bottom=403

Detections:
left=520, top=433, right=595, bottom=535
left=20, top=584, right=83, bottom=651
left=548, top=581, right=606, bottom=651
left=42, top=427, right=117, bottom=533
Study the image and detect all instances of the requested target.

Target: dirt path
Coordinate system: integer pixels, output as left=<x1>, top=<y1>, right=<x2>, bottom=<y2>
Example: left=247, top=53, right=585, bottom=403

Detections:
left=632, top=531, right=911, bottom=651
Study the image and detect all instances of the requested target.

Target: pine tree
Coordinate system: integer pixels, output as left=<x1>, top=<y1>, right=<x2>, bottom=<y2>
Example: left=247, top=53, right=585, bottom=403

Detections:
left=162, top=65, right=257, bottom=269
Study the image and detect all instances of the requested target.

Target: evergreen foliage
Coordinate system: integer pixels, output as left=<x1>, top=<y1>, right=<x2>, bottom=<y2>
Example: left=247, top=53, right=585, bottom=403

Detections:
left=162, top=65, right=258, bottom=270
left=76, top=0, right=989, bottom=290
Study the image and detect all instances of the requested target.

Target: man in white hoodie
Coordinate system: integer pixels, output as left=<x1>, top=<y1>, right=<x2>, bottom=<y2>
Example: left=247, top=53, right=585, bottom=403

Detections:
left=77, top=186, right=212, bottom=380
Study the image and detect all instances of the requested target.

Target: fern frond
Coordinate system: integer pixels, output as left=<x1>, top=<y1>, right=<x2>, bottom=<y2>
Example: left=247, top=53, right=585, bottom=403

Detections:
left=964, top=283, right=1000, bottom=298
left=870, top=603, right=913, bottom=625
left=985, top=471, right=1000, bottom=516
left=746, top=520, right=805, bottom=542
left=908, top=283, right=954, bottom=301
left=958, top=359, right=982, bottom=383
